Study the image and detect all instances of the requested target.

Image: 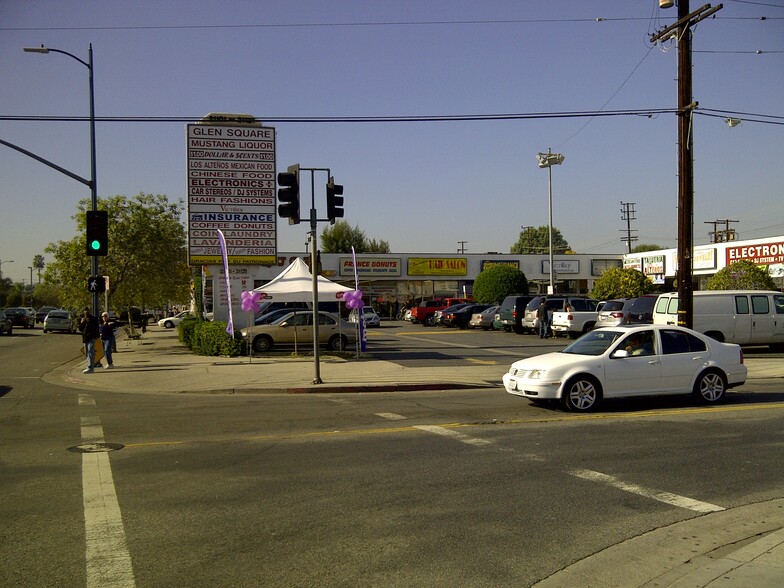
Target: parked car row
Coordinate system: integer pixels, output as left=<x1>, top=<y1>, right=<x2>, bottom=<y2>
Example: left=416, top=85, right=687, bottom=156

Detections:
left=409, top=289, right=784, bottom=350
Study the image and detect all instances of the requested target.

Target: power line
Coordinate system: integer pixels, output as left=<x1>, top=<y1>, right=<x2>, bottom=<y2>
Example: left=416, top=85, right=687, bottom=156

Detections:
left=0, top=108, right=678, bottom=124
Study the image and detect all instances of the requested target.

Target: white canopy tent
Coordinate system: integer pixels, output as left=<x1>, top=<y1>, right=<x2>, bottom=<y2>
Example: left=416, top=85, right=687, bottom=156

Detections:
left=253, top=257, right=352, bottom=302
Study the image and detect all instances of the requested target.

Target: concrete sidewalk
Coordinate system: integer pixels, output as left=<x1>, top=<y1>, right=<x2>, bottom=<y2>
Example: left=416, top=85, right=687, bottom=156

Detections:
left=45, top=325, right=784, bottom=587
left=47, top=325, right=505, bottom=394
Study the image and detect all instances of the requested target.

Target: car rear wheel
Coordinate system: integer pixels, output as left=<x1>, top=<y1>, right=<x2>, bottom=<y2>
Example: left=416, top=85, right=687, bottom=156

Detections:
left=328, top=334, right=348, bottom=351
left=562, top=375, right=601, bottom=412
left=253, top=335, right=273, bottom=353
left=163, top=320, right=174, bottom=328
left=693, top=369, right=726, bottom=403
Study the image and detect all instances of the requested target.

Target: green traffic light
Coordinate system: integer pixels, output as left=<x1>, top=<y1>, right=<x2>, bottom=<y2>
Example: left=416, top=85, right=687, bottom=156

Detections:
left=90, top=240, right=101, bottom=251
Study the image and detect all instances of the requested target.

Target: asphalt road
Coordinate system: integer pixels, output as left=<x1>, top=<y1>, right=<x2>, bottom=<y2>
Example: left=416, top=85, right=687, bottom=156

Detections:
left=2, top=326, right=784, bottom=586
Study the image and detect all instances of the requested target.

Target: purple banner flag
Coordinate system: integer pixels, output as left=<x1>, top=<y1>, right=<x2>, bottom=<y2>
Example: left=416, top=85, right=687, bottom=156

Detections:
left=217, top=229, right=234, bottom=337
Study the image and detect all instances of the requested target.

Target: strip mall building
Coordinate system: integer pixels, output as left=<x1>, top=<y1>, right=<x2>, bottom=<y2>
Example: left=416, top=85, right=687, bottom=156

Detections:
left=204, top=234, right=783, bottom=321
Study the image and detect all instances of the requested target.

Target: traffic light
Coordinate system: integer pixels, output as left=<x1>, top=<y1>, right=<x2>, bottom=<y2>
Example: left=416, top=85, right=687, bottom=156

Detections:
left=85, top=210, right=108, bottom=256
left=277, top=164, right=300, bottom=225
left=326, top=176, right=344, bottom=225
left=87, top=275, right=106, bottom=293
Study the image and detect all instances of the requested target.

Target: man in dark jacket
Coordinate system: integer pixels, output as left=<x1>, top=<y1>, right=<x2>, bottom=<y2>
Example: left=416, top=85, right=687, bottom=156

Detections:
left=537, top=298, right=550, bottom=339
left=79, top=307, right=100, bottom=374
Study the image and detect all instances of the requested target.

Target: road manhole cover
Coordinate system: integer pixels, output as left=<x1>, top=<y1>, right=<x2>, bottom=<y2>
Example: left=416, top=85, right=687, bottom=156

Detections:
left=67, top=442, right=125, bottom=453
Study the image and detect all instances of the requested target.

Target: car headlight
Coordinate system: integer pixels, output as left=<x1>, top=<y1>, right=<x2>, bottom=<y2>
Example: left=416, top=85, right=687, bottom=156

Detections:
left=528, top=369, right=547, bottom=379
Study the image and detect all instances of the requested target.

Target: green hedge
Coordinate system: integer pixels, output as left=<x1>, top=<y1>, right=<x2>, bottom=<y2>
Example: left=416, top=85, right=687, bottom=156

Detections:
left=178, top=318, right=245, bottom=357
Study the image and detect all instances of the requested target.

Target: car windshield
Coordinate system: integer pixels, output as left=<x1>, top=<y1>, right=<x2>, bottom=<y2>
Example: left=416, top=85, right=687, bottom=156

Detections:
left=561, top=329, right=625, bottom=356
left=48, top=311, right=68, bottom=318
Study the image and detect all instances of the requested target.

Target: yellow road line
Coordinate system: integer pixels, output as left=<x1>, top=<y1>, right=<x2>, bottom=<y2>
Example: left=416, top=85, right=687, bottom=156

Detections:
left=120, top=402, right=784, bottom=449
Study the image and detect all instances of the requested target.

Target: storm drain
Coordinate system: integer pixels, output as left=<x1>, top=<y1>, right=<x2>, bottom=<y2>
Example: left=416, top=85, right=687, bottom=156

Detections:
left=67, top=442, right=125, bottom=453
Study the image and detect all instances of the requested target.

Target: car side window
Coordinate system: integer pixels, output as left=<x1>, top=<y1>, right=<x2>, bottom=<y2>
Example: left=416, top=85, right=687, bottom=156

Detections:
left=288, top=313, right=310, bottom=326
left=751, top=295, right=770, bottom=314
left=318, top=314, right=335, bottom=326
left=774, top=295, right=784, bottom=315
left=619, top=330, right=656, bottom=356
left=660, top=329, right=706, bottom=354
left=735, top=296, right=749, bottom=314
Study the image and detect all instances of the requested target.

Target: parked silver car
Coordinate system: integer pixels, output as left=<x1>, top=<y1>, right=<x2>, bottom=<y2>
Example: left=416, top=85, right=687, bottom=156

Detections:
left=595, top=299, right=629, bottom=329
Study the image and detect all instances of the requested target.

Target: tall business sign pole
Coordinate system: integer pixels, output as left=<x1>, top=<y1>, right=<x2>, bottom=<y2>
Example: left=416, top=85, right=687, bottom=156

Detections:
left=187, top=113, right=277, bottom=320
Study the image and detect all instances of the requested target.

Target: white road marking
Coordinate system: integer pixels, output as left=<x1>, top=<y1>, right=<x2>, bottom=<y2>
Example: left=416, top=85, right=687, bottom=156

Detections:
left=375, top=412, right=407, bottom=420
left=413, top=423, right=723, bottom=513
left=80, top=397, right=136, bottom=587
left=570, top=469, right=725, bottom=513
left=415, top=425, right=493, bottom=446
left=79, top=394, right=96, bottom=406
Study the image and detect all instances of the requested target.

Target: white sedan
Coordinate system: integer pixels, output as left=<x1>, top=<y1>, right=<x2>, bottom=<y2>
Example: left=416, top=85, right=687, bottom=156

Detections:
left=502, top=325, right=747, bottom=412
left=158, top=311, right=192, bottom=329
left=348, top=307, right=381, bottom=327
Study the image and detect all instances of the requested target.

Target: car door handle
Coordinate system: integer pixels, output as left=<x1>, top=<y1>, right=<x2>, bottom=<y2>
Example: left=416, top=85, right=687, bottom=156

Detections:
left=648, top=359, right=660, bottom=365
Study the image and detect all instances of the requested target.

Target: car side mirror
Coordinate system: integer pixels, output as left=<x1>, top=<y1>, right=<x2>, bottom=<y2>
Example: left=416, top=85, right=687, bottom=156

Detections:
left=613, top=349, right=630, bottom=358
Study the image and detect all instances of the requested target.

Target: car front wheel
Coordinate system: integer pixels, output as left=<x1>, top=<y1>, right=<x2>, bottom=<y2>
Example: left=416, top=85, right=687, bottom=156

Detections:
left=694, top=369, right=726, bottom=403
left=253, top=335, right=273, bottom=353
left=562, top=375, right=601, bottom=412
left=328, top=335, right=348, bottom=351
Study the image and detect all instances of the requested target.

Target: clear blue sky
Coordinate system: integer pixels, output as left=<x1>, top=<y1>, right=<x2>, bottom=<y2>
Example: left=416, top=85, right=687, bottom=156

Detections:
left=1, top=0, right=782, bottom=285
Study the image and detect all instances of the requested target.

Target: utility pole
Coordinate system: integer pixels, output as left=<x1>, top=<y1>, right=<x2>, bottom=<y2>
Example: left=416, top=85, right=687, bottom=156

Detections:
left=620, top=201, right=638, bottom=254
left=705, top=219, right=739, bottom=243
left=520, top=226, right=534, bottom=254
left=650, top=1, right=722, bottom=329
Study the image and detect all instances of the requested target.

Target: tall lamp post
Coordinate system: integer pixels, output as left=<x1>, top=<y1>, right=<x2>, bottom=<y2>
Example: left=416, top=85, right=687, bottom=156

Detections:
left=537, top=149, right=565, bottom=295
left=0, top=259, right=13, bottom=281
left=24, top=44, right=98, bottom=314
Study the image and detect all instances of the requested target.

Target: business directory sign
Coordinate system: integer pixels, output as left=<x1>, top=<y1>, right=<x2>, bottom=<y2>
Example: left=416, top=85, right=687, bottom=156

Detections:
left=186, top=118, right=277, bottom=265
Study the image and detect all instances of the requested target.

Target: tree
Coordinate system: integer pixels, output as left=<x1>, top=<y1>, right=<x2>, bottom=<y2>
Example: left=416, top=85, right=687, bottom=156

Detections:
left=590, top=267, right=654, bottom=300
left=631, top=244, right=663, bottom=253
left=472, top=265, right=528, bottom=304
left=510, top=226, right=570, bottom=255
left=320, top=220, right=390, bottom=254
left=365, top=238, right=391, bottom=254
left=32, top=254, right=45, bottom=284
left=43, top=193, right=190, bottom=311
left=705, top=260, right=776, bottom=291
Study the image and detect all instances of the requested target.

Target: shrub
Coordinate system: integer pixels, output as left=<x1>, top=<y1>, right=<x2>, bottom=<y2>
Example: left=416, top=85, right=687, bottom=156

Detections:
left=591, top=267, right=654, bottom=300
left=472, top=265, right=528, bottom=304
left=182, top=320, right=244, bottom=357
left=706, top=260, right=776, bottom=290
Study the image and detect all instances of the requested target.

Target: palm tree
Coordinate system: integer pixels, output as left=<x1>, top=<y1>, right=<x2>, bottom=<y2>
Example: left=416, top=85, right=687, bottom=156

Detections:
left=32, top=255, right=45, bottom=284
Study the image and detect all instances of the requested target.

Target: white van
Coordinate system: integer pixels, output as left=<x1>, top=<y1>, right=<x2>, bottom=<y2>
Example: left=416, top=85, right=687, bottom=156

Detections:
left=653, top=290, right=784, bottom=349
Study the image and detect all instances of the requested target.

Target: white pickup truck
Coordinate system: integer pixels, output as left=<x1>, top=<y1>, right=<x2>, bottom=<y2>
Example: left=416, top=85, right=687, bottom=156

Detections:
left=551, top=307, right=598, bottom=339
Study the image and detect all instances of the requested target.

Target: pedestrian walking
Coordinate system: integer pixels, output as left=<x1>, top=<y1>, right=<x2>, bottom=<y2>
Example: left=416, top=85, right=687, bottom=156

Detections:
left=100, top=312, right=117, bottom=369
left=79, top=307, right=100, bottom=373
left=537, top=298, right=550, bottom=339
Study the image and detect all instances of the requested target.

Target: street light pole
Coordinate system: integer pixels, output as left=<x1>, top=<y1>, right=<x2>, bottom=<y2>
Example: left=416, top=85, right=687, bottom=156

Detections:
left=537, top=149, right=565, bottom=295
left=0, top=260, right=13, bottom=281
left=24, top=44, right=98, bottom=314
